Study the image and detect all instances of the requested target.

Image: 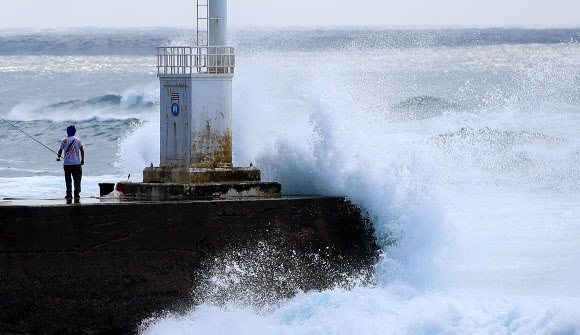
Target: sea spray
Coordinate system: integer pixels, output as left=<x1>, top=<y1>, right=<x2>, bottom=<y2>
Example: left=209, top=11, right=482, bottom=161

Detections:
left=254, top=94, right=450, bottom=288
left=140, top=90, right=453, bottom=334
left=115, top=114, right=160, bottom=181
left=109, top=85, right=161, bottom=179
left=1, top=27, right=580, bottom=334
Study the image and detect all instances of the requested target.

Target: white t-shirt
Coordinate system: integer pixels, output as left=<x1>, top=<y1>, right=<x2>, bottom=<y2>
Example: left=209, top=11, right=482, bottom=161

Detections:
left=60, top=136, right=83, bottom=165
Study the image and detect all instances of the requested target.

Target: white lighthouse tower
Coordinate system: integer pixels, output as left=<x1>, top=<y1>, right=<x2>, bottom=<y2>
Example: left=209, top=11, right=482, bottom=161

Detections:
left=157, top=0, right=233, bottom=168
left=133, top=0, right=281, bottom=200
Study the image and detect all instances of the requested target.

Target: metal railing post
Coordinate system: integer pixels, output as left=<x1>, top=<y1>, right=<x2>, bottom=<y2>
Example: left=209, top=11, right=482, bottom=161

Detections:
left=157, top=46, right=234, bottom=75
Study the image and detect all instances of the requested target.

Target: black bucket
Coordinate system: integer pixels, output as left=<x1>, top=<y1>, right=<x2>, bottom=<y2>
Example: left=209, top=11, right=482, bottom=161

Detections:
left=98, top=183, right=115, bottom=197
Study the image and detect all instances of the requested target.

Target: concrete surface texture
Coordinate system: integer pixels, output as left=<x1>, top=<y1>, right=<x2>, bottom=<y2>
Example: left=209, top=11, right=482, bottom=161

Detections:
left=0, top=197, right=378, bottom=334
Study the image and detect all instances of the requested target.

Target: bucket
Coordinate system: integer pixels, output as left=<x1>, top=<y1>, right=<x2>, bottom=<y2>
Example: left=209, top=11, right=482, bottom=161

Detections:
left=115, top=182, right=127, bottom=195
left=98, top=183, right=115, bottom=197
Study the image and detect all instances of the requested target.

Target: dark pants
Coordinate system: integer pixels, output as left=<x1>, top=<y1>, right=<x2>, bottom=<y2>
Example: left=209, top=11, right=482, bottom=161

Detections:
left=64, top=164, right=82, bottom=198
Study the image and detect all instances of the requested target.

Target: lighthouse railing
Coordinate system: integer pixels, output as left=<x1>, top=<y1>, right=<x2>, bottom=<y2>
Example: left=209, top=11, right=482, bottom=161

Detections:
left=157, top=46, right=235, bottom=75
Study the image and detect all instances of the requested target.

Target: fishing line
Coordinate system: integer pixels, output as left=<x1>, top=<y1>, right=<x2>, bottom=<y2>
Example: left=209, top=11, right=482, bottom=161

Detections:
left=0, top=117, right=60, bottom=157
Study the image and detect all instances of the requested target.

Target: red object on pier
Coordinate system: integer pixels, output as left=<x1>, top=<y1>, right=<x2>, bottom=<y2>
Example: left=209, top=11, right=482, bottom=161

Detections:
left=115, top=182, right=126, bottom=195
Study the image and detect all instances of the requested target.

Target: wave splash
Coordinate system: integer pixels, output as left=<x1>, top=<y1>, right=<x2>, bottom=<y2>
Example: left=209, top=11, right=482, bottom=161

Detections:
left=139, top=92, right=580, bottom=334
left=114, top=114, right=160, bottom=181
left=139, top=85, right=456, bottom=333
left=135, top=33, right=580, bottom=334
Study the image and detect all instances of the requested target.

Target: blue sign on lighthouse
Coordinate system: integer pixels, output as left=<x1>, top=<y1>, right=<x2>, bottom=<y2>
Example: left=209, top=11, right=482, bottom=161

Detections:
left=171, top=103, right=179, bottom=116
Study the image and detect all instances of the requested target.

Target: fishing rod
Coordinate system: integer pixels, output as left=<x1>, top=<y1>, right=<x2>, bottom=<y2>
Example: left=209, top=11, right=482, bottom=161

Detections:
left=0, top=117, right=60, bottom=158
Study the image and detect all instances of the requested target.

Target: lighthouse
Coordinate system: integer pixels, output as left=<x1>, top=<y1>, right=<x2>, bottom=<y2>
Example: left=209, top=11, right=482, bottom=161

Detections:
left=157, top=0, right=234, bottom=168
left=129, top=0, right=281, bottom=199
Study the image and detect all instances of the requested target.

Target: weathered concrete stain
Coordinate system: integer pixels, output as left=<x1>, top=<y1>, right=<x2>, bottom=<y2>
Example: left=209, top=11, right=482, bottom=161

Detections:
left=159, top=77, right=234, bottom=169
left=192, top=130, right=232, bottom=167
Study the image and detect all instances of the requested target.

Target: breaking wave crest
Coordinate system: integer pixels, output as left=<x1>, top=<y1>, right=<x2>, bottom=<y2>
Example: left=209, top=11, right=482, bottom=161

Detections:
left=5, top=86, right=158, bottom=123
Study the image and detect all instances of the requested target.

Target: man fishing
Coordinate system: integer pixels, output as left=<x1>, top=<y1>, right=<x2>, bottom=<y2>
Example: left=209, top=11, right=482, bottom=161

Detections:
left=57, top=125, right=85, bottom=199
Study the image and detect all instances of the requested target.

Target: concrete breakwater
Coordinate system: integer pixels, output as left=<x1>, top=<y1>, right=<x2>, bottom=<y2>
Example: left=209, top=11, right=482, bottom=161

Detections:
left=0, top=197, right=378, bottom=334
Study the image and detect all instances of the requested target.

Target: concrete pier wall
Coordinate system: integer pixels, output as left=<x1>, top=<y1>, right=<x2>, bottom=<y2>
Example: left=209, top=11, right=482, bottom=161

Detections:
left=0, top=197, right=378, bottom=334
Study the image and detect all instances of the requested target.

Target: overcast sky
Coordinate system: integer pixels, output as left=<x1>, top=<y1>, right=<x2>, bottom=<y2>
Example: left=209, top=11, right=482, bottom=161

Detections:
left=0, top=0, right=578, bottom=28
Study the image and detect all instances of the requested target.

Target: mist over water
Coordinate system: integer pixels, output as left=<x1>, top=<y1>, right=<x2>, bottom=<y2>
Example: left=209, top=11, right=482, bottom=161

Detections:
left=1, top=28, right=580, bottom=333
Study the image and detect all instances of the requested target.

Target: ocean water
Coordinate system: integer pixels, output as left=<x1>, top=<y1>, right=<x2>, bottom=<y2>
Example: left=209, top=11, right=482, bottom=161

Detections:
left=1, top=27, right=580, bottom=334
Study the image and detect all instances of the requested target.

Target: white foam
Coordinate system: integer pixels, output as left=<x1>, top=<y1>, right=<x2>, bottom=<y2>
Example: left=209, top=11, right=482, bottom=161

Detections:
left=142, top=287, right=580, bottom=335
left=138, top=40, right=580, bottom=334
left=115, top=114, right=160, bottom=181
left=0, top=174, right=119, bottom=198
left=120, top=84, right=159, bottom=110
left=5, top=85, right=159, bottom=123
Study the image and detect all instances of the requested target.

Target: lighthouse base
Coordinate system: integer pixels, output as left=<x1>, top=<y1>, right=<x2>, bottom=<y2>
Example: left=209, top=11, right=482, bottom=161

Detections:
left=119, top=166, right=281, bottom=200
left=123, top=181, right=281, bottom=200
left=143, top=166, right=261, bottom=184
